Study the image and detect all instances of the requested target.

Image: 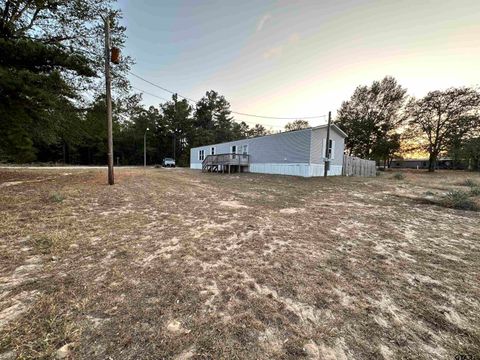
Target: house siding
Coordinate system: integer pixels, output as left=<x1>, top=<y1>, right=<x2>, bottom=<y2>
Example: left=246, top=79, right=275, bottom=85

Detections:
left=310, top=127, right=345, bottom=167
left=190, top=128, right=312, bottom=166
left=190, top=126, right=346, bottom=177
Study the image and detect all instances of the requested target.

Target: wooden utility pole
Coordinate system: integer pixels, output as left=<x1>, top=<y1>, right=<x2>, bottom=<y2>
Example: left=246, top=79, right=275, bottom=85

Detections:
left=324, top=111, right=331, bottom=177
left=144, top=128, right=149, bottom=167
left=103, top=14, right=114, bottom=185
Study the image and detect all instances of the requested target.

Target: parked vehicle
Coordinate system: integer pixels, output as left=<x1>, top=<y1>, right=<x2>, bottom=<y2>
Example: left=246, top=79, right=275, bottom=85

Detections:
left=162, top=157, right=176, bottom=167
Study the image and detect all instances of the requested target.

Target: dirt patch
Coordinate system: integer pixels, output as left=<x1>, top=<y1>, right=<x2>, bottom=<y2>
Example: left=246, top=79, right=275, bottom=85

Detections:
left=217, top=200, right=249, bottom=209
left=0, top=168, right=479, bottom=359
left=279, top=207, right=305, bottom=214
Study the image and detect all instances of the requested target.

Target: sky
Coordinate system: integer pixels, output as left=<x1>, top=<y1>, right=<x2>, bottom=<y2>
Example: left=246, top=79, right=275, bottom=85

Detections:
left=118, top=0, right=480, bottom=130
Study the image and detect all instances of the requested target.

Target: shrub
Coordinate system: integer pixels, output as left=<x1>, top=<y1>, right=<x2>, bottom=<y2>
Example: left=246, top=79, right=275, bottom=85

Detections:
left=31, top=236, right=54, bottom=254
left=50, top=192, right=64, bottom=203
left=441, top=190, right=478, bottom=211
left=461, top=179, right=478, bottom=187
left=393, top=172, right=404, bottom=180
left=470, top=186, right=480, bottom=196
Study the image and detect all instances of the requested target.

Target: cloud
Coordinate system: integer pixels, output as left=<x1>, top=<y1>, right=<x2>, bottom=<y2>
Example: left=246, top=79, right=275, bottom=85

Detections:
left=263, top=33, right=301, bottom=59
left=256, top=14, right=272, bottom=32
left=263, top=46, right=283, bottom=59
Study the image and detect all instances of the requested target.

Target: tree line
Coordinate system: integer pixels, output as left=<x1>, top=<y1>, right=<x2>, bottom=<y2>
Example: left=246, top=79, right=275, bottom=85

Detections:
left=336, top=76, right=480, bottom=171
left=1, top=1, right=479, bottom=171
left=61, top=91, right=273, bottom=167
left=0, top=0, right=273, bottom=166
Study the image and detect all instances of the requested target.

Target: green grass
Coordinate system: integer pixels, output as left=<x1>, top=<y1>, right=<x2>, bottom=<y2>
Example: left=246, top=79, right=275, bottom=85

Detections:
left=50, top=192, right=64, bottom=203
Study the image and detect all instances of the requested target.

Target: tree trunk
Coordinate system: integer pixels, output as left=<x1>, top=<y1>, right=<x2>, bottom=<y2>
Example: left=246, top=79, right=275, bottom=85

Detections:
left=62, top=141, right=66, bottom=164
left=428, top=152, right=436, bottom=172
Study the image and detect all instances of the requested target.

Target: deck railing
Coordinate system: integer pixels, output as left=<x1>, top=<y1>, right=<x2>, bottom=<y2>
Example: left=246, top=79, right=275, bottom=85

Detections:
left=202, top=153, right=249, bottom=171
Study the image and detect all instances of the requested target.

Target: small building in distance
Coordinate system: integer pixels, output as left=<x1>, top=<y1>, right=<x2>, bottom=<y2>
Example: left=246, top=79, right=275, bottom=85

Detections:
left=190, top=124, right=347, bottom=177
left=390, top=158, right=460, bottom=169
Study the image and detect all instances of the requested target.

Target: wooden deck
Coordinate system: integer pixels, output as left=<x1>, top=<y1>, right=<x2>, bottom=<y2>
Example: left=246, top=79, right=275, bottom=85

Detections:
left=202, top=153, right=250, bottom=173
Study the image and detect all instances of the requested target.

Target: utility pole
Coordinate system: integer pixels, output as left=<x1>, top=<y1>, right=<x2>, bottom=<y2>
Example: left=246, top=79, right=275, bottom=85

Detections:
left=144, top=127, right=149, bottom=167
left=103, top=14, right=114, bottom=185
left=173, top=96, right=177, bottom=161
left=173, top=133, right=176, bottom=160
left=324, top=111, right=331, bottom=177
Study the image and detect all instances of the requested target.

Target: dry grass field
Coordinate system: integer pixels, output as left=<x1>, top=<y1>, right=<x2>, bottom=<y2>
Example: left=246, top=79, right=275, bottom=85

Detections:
left=0, top=167, right=479, bottom=359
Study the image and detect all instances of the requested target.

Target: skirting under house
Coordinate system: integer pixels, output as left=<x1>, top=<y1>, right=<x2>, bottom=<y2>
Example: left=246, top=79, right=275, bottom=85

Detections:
left=249, top=163, right=343, bottom=177
left=190, top=162, right=343, bottom=177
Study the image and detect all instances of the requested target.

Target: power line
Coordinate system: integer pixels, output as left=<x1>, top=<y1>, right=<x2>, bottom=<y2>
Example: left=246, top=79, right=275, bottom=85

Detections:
left=132, top=86, right=170, bottom=102
left=131, top=85, right=285, bottom=129
left=129, top=72, right=197, bottom=103
left=128, top=71, right=328, bottom=121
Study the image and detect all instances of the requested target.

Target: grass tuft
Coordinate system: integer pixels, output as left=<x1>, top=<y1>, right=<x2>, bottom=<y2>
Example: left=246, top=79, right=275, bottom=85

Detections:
left=460, top=179, right=478, bottom=187
left=31, top=236, right=54, bottom=254
left=393, top=172, right=405, bottom=180
left=50, top=192, right=64, bottom=203
left=440, top=190, right=478, bottom=211
left=469, top=186, right=480, bottom=196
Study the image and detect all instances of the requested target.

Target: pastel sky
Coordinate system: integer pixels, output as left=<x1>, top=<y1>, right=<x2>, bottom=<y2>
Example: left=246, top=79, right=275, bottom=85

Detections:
left=118, top=0, right=480, bottom=130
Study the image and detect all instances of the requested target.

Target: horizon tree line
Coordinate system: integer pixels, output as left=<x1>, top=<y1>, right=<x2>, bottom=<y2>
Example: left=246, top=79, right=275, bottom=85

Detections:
left=1, top=1, right=478, bottom=171
left=335, top=76, right=480, bottom=171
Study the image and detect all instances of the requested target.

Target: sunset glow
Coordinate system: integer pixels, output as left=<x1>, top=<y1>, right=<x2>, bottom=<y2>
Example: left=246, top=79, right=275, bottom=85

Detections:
left=121, top=0, right=480, bottom=129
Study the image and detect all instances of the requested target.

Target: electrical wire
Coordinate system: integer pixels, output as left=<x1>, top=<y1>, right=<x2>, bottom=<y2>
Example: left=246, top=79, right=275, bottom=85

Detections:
left=131, top=85, right=286, bottom=129
left=128, top=71, right=328, bottom=121
left=131, top=86, right=170, bottom=102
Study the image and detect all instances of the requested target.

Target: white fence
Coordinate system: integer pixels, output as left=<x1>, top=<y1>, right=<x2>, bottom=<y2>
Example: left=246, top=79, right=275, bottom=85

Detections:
left=342, top=155, right=376, bottom=177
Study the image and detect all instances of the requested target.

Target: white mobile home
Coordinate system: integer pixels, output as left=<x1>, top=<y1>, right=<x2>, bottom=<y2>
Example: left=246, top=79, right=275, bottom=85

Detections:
left=190, top=124, right=347, bottom=177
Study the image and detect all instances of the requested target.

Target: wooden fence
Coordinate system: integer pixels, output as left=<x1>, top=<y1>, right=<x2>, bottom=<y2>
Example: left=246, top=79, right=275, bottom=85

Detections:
left=342, top=155, right=376, bottom=177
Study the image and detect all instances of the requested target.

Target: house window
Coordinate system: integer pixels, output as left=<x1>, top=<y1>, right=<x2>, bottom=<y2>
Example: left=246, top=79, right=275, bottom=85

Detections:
left=231, top=145, right=237, bottom=154
left=242, top=144, right=248, bottom=155
left=199, top=149, right=205, bottom=161
left=211, top=147, right=215, bottom=155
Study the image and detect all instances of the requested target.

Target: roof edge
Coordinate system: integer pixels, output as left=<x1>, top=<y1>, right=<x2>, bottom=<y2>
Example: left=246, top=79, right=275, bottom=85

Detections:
left=311, top=123, right=348, bottom=138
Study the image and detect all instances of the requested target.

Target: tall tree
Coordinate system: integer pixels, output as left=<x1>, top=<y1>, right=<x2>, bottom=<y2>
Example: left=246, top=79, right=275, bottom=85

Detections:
left=161, top=94, right=193, bottom=165
left=459, top=137, right=480, bottom=171
left=231, top=121, right=250, bottom=140
left=248, top=124, right=271, bottom=138
left=0, top=0, right=131, bottom=162
left=336, top=76, right=407, bottom=163
left=406, top=88, right=480, bottom=171
left=285, top=119, right=310, bottom=131
left=193, top=90, right=238, bottom=146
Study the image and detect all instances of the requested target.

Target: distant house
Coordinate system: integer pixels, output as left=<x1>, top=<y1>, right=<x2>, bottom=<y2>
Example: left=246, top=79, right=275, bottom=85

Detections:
left=190, top=124, right=347, bottom=177
left=390, top=158, right=457, bottom=169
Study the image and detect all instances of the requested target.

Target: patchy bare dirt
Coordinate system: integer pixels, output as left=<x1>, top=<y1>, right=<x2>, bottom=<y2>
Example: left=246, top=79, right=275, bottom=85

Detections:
left=0, top=167, right=479, bottom=359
